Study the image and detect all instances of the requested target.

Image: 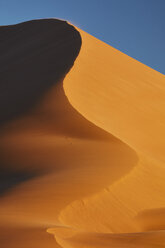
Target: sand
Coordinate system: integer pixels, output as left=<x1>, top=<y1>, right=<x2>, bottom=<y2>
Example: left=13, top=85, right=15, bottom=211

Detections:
left=0, top=19, right=165, bottom=247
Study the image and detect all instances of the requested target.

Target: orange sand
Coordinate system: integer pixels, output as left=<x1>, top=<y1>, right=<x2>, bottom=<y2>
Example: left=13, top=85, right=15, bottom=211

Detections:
left=0, top=20, right=165, bottom=247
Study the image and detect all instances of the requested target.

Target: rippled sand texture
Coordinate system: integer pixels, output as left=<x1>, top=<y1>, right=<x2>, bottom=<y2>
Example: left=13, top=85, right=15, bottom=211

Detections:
left=0, top=19, right=165, bottom=248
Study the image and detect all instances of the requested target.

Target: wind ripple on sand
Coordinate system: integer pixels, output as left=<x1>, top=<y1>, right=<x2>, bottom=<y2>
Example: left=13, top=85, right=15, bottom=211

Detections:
left=48, top=227, right=165, bottom=248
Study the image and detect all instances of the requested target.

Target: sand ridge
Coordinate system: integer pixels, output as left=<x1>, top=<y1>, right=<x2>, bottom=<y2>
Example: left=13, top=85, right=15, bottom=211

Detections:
left=0, top=19, right=165, bottom=247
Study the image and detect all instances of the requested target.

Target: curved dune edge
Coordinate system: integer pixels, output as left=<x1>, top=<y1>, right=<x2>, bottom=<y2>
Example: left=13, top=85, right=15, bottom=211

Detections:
left=0, top=19, right=141, bottom=248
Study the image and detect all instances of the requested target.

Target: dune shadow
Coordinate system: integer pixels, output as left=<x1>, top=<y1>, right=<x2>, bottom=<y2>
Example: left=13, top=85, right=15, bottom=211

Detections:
left=0, top=168, right=37, bottom=196
left=0, top=19, right=82, bottom=125
left=0, top=19, right=82, bottom=195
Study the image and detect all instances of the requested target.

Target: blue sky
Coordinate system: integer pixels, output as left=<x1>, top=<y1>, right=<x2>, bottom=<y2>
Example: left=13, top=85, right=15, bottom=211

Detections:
left=0, top=0, right=164, bottom=74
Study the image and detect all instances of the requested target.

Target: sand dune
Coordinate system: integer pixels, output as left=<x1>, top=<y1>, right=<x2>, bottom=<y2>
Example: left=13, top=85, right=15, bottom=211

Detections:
left=0, top=18, right=165, bottom=247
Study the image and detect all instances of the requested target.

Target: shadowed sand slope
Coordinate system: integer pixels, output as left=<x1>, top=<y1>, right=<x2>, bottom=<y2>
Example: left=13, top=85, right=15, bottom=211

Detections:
left=0, top=19, right=165, bottom=248
left=0, top=19, right=81, bottom=124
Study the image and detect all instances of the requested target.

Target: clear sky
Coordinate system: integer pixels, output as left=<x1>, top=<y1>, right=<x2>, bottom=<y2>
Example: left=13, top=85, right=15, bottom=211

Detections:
left=0, top=0, right=164, bottom=74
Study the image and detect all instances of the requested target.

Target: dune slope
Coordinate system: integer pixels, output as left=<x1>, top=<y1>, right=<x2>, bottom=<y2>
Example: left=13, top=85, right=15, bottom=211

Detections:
left=0, top=19, right=165, bottom=248
left=55, top=27, right=165, bottom=246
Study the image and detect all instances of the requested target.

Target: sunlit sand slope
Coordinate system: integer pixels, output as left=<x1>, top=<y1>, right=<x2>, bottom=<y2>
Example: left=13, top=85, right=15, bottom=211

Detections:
left=0, top=19, right=165, bottom=248
left=55, top=28, right=165, bottom=246
left=64, top=29, right=165, bottom=160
